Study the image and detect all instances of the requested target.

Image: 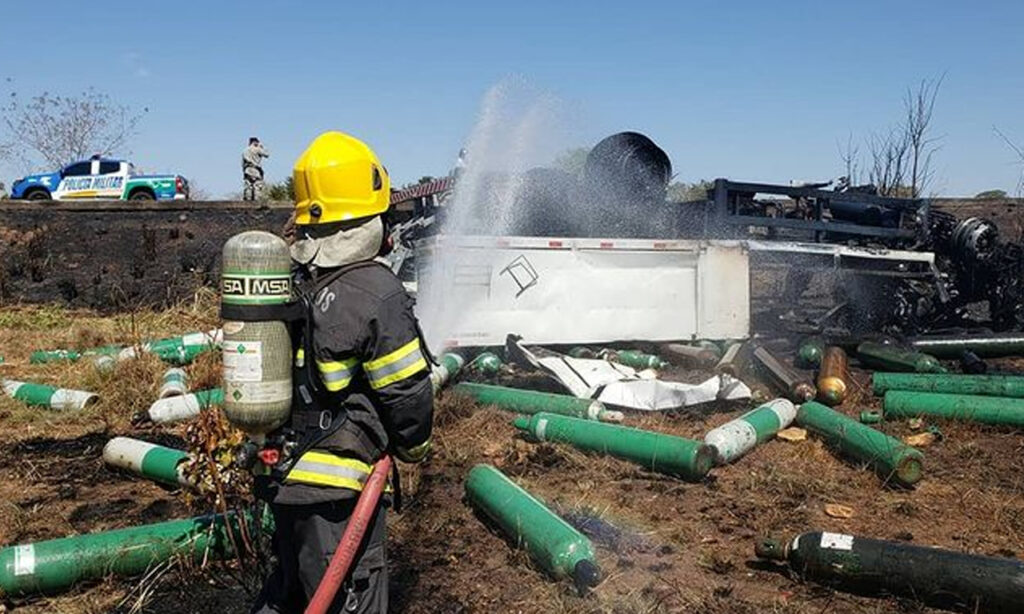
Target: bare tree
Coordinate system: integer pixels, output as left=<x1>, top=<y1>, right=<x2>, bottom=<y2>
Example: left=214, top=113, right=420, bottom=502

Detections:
left=186, top=181, right=211, bottom=201
left=904, top=75, right=944, bottom=197
left=993, top=126, right=1024, bottom=196
left=841, top=75, right=943, bottom=198
left=3, top=88, right=146, bottom=168
left=837, top=133, right=860, bottom=185
left=868, top=129, right=910, bottom=197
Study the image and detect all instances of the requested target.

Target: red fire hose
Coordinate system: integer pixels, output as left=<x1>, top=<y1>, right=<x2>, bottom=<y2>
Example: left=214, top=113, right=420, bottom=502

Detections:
left=305, top=455, right=393, bottom=614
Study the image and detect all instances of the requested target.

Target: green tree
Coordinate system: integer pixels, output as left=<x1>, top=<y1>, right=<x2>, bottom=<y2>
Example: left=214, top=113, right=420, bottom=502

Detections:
left=552, top=147, right=590, bottom=176
left=975, top=189, right=1008, bottom=199
left=667, top=180, right=713, bottom=202
left=265, top=176, right=295, bottom=201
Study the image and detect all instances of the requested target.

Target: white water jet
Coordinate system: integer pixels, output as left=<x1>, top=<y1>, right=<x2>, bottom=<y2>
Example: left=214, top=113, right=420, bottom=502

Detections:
left=418, top=78, right=574, bottom=353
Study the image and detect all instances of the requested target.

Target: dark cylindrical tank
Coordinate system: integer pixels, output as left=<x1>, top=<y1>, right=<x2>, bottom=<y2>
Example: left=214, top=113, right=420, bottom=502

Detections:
left=582, top=132, right=673, bottom=237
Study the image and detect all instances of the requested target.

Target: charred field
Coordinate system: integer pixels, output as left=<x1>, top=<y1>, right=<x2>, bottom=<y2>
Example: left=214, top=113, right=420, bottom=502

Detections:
left=0, top=290, right=1021, bottom=613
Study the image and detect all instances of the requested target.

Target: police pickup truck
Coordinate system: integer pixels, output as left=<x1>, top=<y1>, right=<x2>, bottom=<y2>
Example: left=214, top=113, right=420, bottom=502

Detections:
left=9, top=156, right=188, bottom=201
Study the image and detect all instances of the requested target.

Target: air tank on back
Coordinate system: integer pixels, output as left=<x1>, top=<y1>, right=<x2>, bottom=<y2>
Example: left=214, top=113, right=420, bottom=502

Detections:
left=220, top=231, right=293, bottom=438
left=582, top=131, right=673, bottom=238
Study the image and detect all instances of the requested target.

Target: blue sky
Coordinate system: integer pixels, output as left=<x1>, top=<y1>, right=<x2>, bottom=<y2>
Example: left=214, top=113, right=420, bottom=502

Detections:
left=1, top=0, right=1022, bottom=197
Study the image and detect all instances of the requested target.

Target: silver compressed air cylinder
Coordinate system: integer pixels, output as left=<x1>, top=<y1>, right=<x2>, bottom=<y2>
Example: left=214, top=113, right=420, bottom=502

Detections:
left=2, top=380, right=98, bottom=411
left=703, top=399, right=797, bottom=464
left=102, top=437, right=191, bottom=489
left=220, top=231, right=293, bottom=437
left=158, top=368, right=188, bottom=399
left=147, top=388, right=224, bottom=424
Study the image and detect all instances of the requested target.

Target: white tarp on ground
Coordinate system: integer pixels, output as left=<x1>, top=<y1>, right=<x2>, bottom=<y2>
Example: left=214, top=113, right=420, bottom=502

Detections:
left=506, top=336, right=750, bottom=411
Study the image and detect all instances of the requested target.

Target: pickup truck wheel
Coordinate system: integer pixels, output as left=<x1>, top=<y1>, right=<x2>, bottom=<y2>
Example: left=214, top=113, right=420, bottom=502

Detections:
left=26, top=189, right=51, bottom=201
left=129, top=190, right=155, bottom=201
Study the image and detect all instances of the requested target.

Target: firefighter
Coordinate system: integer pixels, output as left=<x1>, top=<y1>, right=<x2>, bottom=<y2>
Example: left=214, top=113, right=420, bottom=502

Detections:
left=252, top=131, right=433, bottom=614
left=243, top=137, right=270, bottom=201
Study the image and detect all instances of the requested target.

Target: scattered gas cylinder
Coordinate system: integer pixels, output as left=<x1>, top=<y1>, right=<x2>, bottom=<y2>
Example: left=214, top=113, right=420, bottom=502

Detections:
left=453, top=383, right=623, bottom=422
left=816, top=346, right=848, bottom=406
left=797, top=337, right=825, bottom=368
left=29, top=344, right=121, bottom=364
left=703, top=399, right=796, bottom=464
left=756, top=531, right=1024, bottom=612
left=797, top=401, right=923, bottom=487
left=752, top=346, right=815, bottom=403
left=883, top=390, right=1024, bottom=427
left=873, top=372, right=1024, bottom=399
left=859, top=410, right=883, bottom=424
left=430, top=352, right=465, bottom=392
left=469, top=351, right=503, bottom=376
left=145, top=388, right=224, bottom=424
left=0, top=509, right=269, bottom=596
left=465, top=464, right=601, bottom=590
left=158, top=367, right=189, bottom=399
left=568, top=347, right=597, bottom=359
left=714, top=342, right=747, bottom=377
left=1, top=380, right=97, bottom=411
left=514, top=412, right=713, bottom=480
left=856, top=341, right=946, bottom=374
left=909, top=331, right=1024, bottom=359
left=103, top=437, right=191, bottom=488
left=600, top=348, right=668, bottom=370
left=660, top=343, right=719, bottom=367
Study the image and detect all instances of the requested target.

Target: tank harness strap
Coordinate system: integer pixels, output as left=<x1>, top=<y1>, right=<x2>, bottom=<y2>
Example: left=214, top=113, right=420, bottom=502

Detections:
left=220, top=300, right=305, bottom=323
left=270, top=260, right=391, bottom=483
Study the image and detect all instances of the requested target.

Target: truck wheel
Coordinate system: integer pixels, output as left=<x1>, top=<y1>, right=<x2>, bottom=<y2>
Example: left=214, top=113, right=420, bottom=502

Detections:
left=26, top=189, right=51, bottom=201
left=129, top=190, right=155, bottom=201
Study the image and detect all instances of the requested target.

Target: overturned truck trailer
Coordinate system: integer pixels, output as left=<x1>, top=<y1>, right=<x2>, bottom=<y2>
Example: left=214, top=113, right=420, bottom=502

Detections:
left=397, top=130, right=1006, bottom=341
left=414, top=234, right=938, bottom=348
left=415, top=236, right=749, bottom=348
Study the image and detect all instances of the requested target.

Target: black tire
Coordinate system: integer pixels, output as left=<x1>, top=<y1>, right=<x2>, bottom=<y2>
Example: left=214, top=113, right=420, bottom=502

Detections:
left=25, top=188, right=51, bottom=201
left=129, top=189, right=155, bottom=201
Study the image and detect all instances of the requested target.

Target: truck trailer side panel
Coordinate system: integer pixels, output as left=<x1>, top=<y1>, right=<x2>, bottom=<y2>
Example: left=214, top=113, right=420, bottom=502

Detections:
left=415, top=236, right=749, bottom=349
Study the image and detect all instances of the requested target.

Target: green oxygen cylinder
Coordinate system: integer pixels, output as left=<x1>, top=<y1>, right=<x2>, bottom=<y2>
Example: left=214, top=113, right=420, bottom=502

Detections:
left=0, top=509, right=271, bottom=596
left=430, top=352, right=465, bottom=392
left=452, top=382, right=624, bottom=422
left=464, top=464, right=601, bottom=590
left=469, top=351, right=503, bottom=375
left=856, top=341, right=946, bottom=373
left=797, top=337, right=825, bottom=368
left=601, top=349, right=668, bottom=370
left=882, top=391, right=1024, bottom=427
left=797, top=401, right=923, bottom=487
left=514, top=412, right=714, bottom=481
left=872, top=372, right=1024, bottom=398
left=220, top=231, right=293, bottom=438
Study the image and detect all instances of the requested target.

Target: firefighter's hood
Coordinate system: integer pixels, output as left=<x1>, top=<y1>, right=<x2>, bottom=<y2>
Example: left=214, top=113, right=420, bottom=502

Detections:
left=290, top=216, right=383, bottom=268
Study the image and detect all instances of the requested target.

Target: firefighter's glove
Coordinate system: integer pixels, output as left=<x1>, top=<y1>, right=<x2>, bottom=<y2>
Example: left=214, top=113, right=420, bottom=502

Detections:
left=394, top=440, right=431, bottom=464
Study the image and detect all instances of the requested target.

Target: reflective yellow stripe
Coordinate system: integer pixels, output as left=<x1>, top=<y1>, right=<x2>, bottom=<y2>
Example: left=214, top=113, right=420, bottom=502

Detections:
left=286, top=469, right=365, bottom=490
left=365, top=339, right=427, bottom=389
left=364, top=339, right=420, bottom=370
left=295, top=348, right=305, bottom=367
left=301, top=450, right=373, bottom=470
left=316, top=357, right=359, bottom=392
left=284, top=450, right=391, bottom=491
left=371, top=356, right=427, bottom=389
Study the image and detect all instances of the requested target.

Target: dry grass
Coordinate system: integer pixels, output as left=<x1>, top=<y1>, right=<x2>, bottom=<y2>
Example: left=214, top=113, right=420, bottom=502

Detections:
left=2, top=307, right=1024, bottom=613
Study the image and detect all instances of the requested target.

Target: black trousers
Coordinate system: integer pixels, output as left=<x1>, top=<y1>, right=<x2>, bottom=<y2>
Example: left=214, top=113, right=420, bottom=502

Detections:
left=251, top=499, right=388, bottom=614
